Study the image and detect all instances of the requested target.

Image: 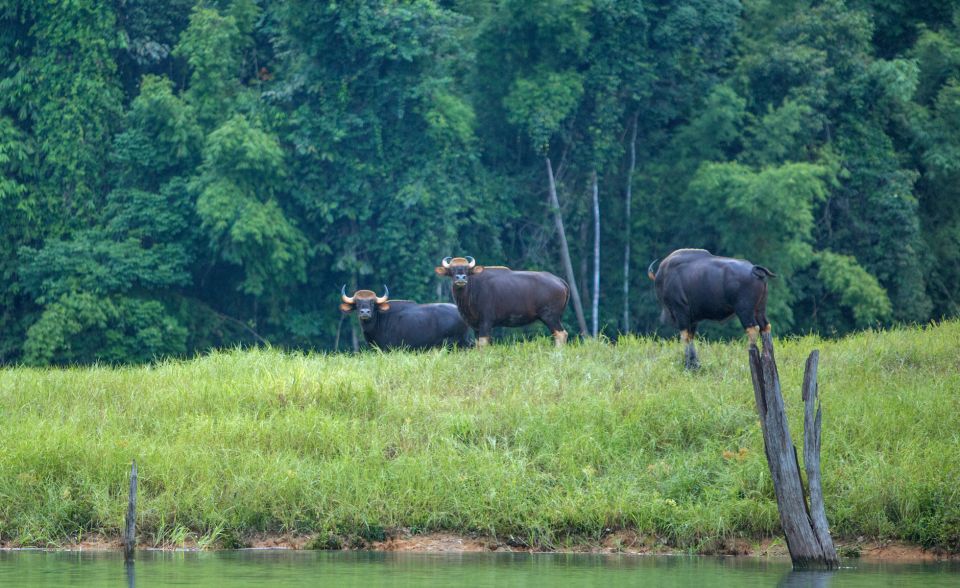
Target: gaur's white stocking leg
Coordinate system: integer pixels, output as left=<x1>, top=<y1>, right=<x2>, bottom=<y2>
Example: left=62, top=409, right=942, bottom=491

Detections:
left=552, top=330, right=568, bottom=347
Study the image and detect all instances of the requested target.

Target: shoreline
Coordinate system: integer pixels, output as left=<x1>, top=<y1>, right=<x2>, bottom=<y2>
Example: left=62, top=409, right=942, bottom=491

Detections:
left=2, top=532, right=957, bottom=562
left=2, top=325, right=958, bottom=562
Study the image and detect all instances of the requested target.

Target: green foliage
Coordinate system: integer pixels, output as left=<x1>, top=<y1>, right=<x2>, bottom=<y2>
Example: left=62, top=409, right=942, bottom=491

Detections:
left=686, top=160, right=832, bottom=328
left=671, top=85, right=747, bottom=163
left=0, top=0, right=122, bottom=223
left=193, top=115, right=308, bottom=297
left=17, top=182, right=198, bottom=364
left=817, top=251, right=893, bottom=326
left=173, top=6, right=245, bottom=130
left=504, top=72, right=585, bottom=153
left=744, top=100, right=816, bottom=166
left=22, top=293, right=188, bottom=366
left=3, top=0, right=960, bottom=362
left=111, top=75, right=202, bottom=190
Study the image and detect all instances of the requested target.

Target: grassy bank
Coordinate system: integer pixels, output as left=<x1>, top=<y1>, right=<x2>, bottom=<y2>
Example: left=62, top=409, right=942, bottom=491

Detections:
left=0, top=322, right=958, bottom=552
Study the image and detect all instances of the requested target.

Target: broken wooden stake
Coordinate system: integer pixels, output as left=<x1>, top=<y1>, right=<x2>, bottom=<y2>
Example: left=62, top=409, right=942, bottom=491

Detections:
left=124, top=460, right=137, bottom=562
left=749, top=333, right=839, bottom=569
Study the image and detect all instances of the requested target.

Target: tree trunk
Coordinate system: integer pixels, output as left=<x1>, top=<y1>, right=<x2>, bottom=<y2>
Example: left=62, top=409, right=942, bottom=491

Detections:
left=580, top=219, right=589, bottom=312
left=748, top=335, right=839, bottom=569
left=622, top=112, right=637, bottom=333
left=546, top=157, right=588, bottom=335
left=591, top=169, right=600, bottom=337
left=334, top=314, right=344, bottom=352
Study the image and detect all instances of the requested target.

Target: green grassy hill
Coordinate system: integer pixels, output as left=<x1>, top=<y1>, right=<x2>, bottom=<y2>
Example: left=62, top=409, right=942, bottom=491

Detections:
left=1, top=322, right=957, bottom=551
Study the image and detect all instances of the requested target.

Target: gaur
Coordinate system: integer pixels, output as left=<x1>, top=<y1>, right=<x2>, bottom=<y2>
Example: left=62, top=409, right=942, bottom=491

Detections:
left=647, top=248, right=775, bottom=369
left=434, top=256, right=570, bottom=347
left=339, top=285, right=472, bottom=350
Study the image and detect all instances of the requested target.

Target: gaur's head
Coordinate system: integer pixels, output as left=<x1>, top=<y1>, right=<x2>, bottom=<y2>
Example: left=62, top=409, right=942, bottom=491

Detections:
left=340, top=285, right=390, bottom=321
left=434, top=256, right=484, bottom=289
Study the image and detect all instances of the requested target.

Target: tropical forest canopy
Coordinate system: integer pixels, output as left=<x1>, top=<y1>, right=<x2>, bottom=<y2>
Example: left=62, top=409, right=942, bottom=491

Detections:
left=2, top=0, right=959, bottom=364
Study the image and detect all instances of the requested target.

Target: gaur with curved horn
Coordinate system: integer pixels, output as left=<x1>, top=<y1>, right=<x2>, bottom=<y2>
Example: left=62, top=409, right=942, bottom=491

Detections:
left=338, top=284, right=470, bottom=350
left=648, top=248, right=776, bottom=369
left=435, top=255, right=569, bottom=348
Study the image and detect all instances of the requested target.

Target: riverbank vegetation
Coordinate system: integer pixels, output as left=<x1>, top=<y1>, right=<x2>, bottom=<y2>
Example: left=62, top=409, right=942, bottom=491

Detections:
left=4, top=0, right=960, bottom=364
left=0, top=322, right=957, bottom=552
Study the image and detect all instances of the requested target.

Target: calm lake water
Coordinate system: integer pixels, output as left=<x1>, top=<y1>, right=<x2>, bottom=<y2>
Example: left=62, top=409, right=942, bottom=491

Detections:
left=1, top=550, right=958, bottom=587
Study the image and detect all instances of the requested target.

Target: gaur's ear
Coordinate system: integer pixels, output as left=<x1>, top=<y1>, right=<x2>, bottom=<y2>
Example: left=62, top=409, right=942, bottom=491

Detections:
left=471, top=265, right=484, bottom=274
left=377, top=302, right=390, bottom=312
left=434, top=266, right=448, bottom=276
left=339, top=303, right=354, bottom=313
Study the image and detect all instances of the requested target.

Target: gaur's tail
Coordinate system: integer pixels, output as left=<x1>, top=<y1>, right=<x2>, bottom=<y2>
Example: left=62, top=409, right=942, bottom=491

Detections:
left=752, top=265, right=776, bottom=280
left=647, top=258, right=660, bottom=281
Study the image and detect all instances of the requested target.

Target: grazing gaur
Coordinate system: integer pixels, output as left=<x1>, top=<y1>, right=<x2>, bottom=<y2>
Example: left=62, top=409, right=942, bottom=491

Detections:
left=647, top=248, right=775, bottom=369
left=434, top=256, right=570, bottom=347
left=339, top=285, right=472, bottom=350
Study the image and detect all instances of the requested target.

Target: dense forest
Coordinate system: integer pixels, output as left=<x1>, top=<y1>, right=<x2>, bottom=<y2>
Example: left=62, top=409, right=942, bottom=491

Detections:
left=1, top=0, right=959, bottom=364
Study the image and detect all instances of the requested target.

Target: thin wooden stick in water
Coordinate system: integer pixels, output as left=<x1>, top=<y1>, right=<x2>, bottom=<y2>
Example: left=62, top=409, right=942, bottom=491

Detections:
left=124, top=460, right=137, bottom=561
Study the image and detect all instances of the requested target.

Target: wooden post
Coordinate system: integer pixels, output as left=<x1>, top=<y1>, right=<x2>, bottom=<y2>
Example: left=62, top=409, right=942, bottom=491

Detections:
left=802, top=351, right=839, bottom=564
left=124, top=460, right=137, bottom=561
left=749, top=333, right=839, bottom=569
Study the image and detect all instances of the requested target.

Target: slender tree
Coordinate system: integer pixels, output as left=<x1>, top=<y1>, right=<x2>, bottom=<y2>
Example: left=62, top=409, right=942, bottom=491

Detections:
left=623, top=112, right=638, bottom=333
left=546, top=158, right=589, bottom=335
left=591, top=169, right=600, bottom=337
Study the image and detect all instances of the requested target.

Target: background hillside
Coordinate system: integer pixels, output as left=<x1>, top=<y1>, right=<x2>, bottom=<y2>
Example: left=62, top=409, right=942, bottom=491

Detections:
left=3, top=0, right=960, bottom=363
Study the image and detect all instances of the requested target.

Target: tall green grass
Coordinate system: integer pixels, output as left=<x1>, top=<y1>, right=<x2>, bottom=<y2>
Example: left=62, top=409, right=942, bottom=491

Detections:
left=0, top=322, right=957, bottom=550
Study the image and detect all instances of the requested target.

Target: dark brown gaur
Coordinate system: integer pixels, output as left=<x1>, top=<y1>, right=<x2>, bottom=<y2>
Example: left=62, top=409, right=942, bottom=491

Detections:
left=340, top=285, right=471, bottom=350
left=435, top=256, right=570, bottom=348
left=648, top=248, right=775, bottom=369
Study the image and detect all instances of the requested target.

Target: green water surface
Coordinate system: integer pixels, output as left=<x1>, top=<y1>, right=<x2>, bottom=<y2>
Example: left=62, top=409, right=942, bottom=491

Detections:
left=0, top=550, right=957, bottom=587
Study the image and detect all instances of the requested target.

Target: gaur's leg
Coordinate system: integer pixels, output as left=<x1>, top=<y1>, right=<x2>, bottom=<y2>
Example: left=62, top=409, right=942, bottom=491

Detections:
left=758, top=309, right=771, bottom=335
left=680, top=323, right=700, bottom=370
left=735, top=294, right=770, bottom=347
left=552, top=329, right=568, bottom=346
left=476, top=322, right=493, bottom=348
left=735, top=299, right=760, bottom=348
left=754, top=283, right=771, bottom=335
left=540, top=314, right=568, bottom=347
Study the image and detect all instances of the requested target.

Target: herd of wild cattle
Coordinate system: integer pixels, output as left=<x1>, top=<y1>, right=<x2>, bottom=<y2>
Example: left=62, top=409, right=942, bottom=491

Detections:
left=339, top=248, right=776, bottom=368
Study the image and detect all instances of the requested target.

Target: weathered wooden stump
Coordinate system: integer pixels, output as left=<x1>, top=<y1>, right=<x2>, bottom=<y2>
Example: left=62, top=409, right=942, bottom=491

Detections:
left=125, top=558, right=136, bottom=588
left=124, top=460, right=138, bottom=562
left=749, top=332, right=839, bottom=569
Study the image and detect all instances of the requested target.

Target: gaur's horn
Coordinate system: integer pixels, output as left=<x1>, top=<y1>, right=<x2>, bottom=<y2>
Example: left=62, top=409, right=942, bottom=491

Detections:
left=376, top=284, right=389, bottom=304
left=441, top=257, right=452, bottom=269
left=341, top=284, right=355, bottom=304
left=466, top=256, right=476, bottom=268
left=647, top=258, right=660, bottom=281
